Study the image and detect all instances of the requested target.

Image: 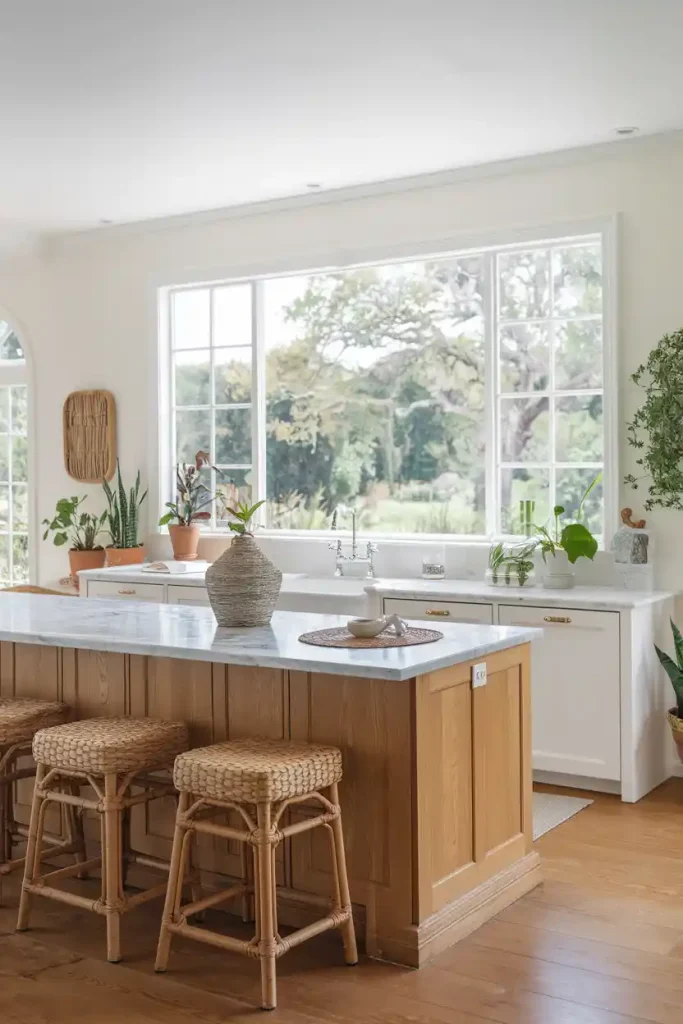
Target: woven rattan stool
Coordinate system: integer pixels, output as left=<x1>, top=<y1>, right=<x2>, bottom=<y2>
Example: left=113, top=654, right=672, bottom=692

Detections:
left=17, top=716, right=189, bottom=962
left=0, top=697, right=80, bottom=904
left=155, top=738, right=358, bottom=1010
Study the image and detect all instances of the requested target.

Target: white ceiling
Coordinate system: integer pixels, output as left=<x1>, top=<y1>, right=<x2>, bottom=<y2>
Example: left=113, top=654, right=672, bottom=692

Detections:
left=2, top=0, right=682, bottom=236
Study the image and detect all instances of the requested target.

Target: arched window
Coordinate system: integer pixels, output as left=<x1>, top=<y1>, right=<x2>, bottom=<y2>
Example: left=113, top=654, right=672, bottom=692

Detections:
left=0, top=319, right=29, bottom=584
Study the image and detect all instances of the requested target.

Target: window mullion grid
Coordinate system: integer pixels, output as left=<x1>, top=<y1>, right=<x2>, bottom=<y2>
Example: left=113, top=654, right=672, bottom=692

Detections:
left=252, top=280, right=266, bottom=526
left=547, top=246, right=556, bottom=524
left=209, top=288, right=217, bottom=530
left=485, top=252, right=498, bottom=538
left=8, top=389, right=13, bottom=583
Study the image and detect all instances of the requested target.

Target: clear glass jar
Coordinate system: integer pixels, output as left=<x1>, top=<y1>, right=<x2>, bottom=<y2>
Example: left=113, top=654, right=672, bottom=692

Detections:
left=421, top=545, right=445, bottom=580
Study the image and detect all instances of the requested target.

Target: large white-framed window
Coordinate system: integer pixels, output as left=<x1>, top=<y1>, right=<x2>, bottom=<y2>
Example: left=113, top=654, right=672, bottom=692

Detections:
left=160, top=226, right=613, bottom=542
left=0, top=320, right=30, bottom=583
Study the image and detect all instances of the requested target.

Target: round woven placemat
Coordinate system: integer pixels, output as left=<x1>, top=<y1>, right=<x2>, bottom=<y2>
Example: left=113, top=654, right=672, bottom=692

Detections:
left=298, top=626, right=443, bottom=649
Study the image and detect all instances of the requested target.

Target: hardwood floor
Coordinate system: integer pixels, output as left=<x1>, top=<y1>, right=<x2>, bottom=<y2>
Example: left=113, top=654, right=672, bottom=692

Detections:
left=1, top=780, right=683, bottom=1023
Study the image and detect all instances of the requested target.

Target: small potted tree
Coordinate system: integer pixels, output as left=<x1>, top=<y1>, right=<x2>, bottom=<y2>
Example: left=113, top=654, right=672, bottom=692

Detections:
left=42, top=496, right=107, bottom=587
left=158, top=451, right=218, bottom=561
left=102, top=462, right=148, bottom=566
left=655, top=620, right=683, bottom=762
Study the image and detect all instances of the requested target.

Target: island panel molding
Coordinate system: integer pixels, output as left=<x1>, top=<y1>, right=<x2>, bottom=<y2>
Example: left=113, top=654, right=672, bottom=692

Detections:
left=0, top=625, right=538, bottom=967
left=63, top=389, right=117, bottom=483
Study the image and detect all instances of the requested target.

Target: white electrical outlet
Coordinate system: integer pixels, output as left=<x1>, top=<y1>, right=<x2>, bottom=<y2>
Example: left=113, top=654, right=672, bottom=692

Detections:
left=472, top=662, right=487, bottom=688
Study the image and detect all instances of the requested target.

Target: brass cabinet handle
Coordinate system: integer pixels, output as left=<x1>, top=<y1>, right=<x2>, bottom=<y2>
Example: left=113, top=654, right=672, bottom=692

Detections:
left=118, top=588, right=136, bottom=595
left=543, top=615, right=571, bottom=624
left=426, top=609, right=451, bottom=617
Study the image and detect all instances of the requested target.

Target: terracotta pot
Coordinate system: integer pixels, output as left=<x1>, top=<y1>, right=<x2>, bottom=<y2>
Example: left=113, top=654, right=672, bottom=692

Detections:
left=667, top=708, right=683, bottom=763
left=206, top=533, right=282, bottom=627
left=168, top=524, right=201, bottom=561
left=105, top=546, right=146, bottom=567
left=68, top=548, right=106, bottom=590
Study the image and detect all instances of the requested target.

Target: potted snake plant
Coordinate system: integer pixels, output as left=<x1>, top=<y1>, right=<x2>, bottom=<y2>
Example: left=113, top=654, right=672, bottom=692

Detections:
left=159, top=451, right=218, bottom=561
left=102, top=462, right=148, bottom=566
left=655, top=620, right=683, bottom=762
left=42, top=496, right=107, bottom=587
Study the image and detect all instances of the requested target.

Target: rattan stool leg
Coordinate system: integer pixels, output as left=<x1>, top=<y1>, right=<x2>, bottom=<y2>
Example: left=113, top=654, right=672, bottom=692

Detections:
left=65, top=782, right=88, bottom=880
left=16, top=763, right=47, bottom=931
left=329, top=783, right=358, bottom=965
left=102, top=773, right=122, bottom=962
left=155, top=790, right=190, bottom=973
left=255, top=802, right=277, bottom=1010
left=0, top=770, right=7, bottom=906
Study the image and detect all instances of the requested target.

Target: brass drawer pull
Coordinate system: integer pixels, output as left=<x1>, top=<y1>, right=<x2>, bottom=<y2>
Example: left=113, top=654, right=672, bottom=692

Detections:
left=426, top=609, right=450, bottom=617
left=543, top=615, right=571, bottom=624
left=118, top=588, right=136, bottom=595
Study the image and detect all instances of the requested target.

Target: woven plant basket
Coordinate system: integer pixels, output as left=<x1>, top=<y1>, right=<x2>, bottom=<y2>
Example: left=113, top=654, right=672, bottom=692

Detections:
left=206, top=533, right=282, bottom=627
left=667, top=708, right=683, bottom=763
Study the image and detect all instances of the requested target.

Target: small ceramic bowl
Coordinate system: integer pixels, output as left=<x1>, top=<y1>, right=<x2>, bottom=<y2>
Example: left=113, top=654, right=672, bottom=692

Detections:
left=347, top=614, right=407, bottom=638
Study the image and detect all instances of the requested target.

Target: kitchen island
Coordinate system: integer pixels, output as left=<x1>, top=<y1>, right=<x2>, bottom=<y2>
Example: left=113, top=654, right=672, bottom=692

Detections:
left=0, top=594, right=540, bottom=966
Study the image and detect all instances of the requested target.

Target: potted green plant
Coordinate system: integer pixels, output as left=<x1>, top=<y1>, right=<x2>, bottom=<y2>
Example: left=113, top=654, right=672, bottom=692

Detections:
left=654, top=620, right=683, bottom=762
left=159, top=451, right=218, bottom=561
left=102, top=461, right=148, bottom=567
left=205, top=499, right=282, bottom=626
left=42, top=496, right=107, bottom=585
left=533, top=476, right=600, bottom=589
left=485, top=541, right=536, bottom=588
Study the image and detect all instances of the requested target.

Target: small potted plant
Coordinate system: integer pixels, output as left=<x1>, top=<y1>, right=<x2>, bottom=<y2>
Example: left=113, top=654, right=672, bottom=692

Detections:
left=485, top=541, right=536, bottom=588
left=655, top=620, right=683, bottom=762
left=533, top=477, right=600, bottom=589
left=102, top=462, right=148, bottom=567
left=159, top=451, right=218, bottom=561
left=206, top=499, right=282, bottom=626
left=42, top=496, right=107, bottom=586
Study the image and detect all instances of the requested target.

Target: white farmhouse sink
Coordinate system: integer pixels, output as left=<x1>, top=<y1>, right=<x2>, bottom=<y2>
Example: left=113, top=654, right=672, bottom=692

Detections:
left=276, top=574, right=371, bottom=615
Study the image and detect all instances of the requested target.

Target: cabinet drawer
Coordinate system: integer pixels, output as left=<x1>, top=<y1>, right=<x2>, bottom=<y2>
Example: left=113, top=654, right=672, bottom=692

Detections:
left=167, top=585, right=211, bottom=607
left=498, top=604, right=620, bottom=781
left=383, top=598, right=493, bottom=625
left=86, top=580, right=165, bottom=602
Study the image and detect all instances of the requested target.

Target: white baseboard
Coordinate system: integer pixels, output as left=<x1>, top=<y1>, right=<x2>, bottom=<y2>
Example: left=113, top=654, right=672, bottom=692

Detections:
left=533, top=769, right=621, bottom=795
left=669, top=763, right=683, bottom=778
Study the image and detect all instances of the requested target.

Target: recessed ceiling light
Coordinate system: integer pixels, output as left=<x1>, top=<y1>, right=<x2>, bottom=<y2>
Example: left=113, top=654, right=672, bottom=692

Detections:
left=615, top=126, right=639, bottom=136
left=306, top=182, right=322, bottom=191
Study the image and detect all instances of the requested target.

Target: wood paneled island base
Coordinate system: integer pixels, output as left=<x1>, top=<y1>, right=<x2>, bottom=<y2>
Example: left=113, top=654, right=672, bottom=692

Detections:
left=1, top=634, right=540, bottom=967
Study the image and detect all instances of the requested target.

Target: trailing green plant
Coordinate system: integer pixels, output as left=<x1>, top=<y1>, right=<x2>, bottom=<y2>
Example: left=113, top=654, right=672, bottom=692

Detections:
left=487, top=541, right=536, bottom=586
left=42, top=497, right=106, bottom=550
left=655, top=619, right=683, bottom=718
left=159, top=450, right=218, bottom=527
left=102, top=462, right=148, bottom=549
left=625, top=328, right=683, bottom=511
left=533, top=474, right=601, bottom=564
left=222, top=499, right=266, bottom=536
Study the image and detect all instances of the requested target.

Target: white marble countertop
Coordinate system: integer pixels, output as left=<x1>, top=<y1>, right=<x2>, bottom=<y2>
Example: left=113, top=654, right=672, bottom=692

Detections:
left=0, top=593, right=538, bottom=681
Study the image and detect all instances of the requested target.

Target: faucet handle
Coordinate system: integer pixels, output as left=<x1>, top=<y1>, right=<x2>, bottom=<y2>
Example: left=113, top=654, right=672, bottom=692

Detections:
left=366, top=541, right=378, bottom=554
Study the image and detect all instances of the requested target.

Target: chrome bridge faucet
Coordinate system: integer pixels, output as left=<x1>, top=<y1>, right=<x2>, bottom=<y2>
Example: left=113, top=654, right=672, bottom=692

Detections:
left=329, top=505, right=378, bottom=578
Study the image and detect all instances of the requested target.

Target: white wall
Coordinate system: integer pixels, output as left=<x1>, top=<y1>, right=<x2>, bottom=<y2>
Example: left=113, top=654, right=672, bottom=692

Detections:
left=3, top=133, right=683, bottom=588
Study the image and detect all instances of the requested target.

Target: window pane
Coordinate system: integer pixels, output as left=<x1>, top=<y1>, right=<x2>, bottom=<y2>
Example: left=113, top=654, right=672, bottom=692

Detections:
left=499, top=396, right=549, bottom=462
left=0, top=436, right=9, bottom=482
left=0, top=322, right=24, bottom=361
left=498, top=249, right=550, bottom=320
left=216, top=470, right=253, bottom=526
left=0, top=535, right=8, bottom=581
left=555, top=395, right=603, bottom=462
left=265, top=260, right=487, bottom=535
left=12, top=436, right=28, bottom=482
left=12, top=535, right=29, bottom=583
left=215, top=408, right=251, bottom=465
left=500, top=467, right=549, bottom=533
left=0, top=388, right=9, bottom=432
left=175, top=409, right=211, bottom=464
left=214, top=348, right=252, bottom=405
left=174, top=350, right=210, bottom=406
left=213, top=285, right=252, bottom=347
left=172, top=289, right=210, bottom=350
left=554, top=321, right=602, bottom=390
left=499, top=324, right=548, bottom=393
left=552, top=243, right=602, bottom=316
left=12, top=484, right=28, bottom=531
left=555, top=467, right=603, bottom=537
left=0, top=486, right=8, bottom=529
left=11, top=386, right=27, bottom=434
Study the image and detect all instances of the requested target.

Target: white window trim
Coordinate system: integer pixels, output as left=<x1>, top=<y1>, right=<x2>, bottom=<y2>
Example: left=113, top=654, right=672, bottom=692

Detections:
left=153, top=216, right=618, bottom=547
left=0, top=309, right=34, bottom=584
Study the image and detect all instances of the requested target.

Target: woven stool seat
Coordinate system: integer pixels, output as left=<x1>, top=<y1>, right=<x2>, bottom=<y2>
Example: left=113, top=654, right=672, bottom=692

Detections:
left=174, top=738, right=343, bottom=803
left=33, top=717, right=189, bottom=775
left=0, top=698, right=69, bottom=746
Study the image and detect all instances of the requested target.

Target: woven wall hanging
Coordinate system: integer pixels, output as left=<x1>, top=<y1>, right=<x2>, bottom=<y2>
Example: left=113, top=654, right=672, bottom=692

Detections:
left=63, top=389, right=117, bottom=482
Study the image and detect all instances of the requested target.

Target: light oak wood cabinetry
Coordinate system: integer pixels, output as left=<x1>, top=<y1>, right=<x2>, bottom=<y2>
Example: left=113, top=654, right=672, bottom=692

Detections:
left=0, top=638, right=538, bottom=967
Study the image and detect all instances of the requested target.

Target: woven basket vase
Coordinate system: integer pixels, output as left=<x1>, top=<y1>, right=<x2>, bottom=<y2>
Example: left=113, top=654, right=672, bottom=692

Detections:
left=206, top=533, right=282, bottom=627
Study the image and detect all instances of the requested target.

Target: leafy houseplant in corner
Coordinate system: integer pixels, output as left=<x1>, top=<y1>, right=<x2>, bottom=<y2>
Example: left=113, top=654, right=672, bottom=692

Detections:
left=533, top=476, right=600, bottom=590
left=42, top=496, right=107, bottom=587
left=159, top=450, right=218, bottom=561
left=102, top=461, right=148, bottom=567
left=205, top=500, right=282, bottom=627
left=654, top=620, right=683, bottom=762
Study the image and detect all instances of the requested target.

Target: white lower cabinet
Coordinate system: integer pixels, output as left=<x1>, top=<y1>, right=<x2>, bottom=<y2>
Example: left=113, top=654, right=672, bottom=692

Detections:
left=85, top=580, right=166, bottom=603
left=498, top=604, right=621, bottom=781
left=167, top=585, right=211, bottom=607
left=382, top=598, right=494, bottom=625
